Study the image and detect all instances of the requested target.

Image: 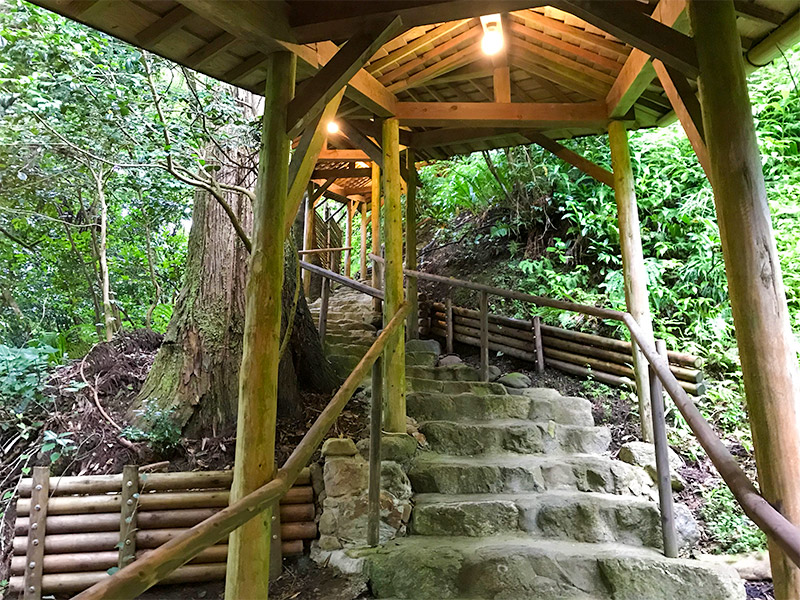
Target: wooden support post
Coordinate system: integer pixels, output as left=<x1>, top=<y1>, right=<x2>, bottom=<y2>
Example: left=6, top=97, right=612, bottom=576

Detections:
left=225, top=50, right=295, bottom=600
left=118, top=465, right=138, bottom=569
left=691, top=2, right=800, bottom=595
left=405, top=149, right=419, bottom=339
left=533, top=316, right=544, bottom=373
left=479, top=291, right=489, bottom=381
left=608, top=119, right=655, bottom=443
left=360, top=202, right=368, bottom=281
left=382, top=117, right=406, bottom=434
left=650, top=340, right=678, bottom=558
left=302, top=184, right=315, bottom=296
left=445, top=295, right=454, bottom=355
left=367, top=355, right=383, bottom=547
left=345, top=202, right=354, bottom=278
left=269, top=502, right=281, bottom=581
left=371, top=162, right=382, bottom=312
left=319, top=278, right=330, bottom=341
left=23, top=466, right=48, bottom=600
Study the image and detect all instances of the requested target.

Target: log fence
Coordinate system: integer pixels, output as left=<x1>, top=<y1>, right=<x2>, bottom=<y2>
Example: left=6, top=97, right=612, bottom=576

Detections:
left=10, top=467, right=316, bottom=597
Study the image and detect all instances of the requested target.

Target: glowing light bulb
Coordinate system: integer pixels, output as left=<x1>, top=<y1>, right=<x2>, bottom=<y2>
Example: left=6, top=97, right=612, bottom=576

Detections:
left=481, top=26, right=504, bottom=55
left=327, top=121, right=339, bottom=134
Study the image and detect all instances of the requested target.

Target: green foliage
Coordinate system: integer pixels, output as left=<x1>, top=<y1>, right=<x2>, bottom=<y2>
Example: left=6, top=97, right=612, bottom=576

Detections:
left=123, top=402, right=181, bottom=453
left=40, top=429, right=77, bottom=464
left=701, top=484, right=767, bottom=554
left=0, top=343, right=58, bottom=411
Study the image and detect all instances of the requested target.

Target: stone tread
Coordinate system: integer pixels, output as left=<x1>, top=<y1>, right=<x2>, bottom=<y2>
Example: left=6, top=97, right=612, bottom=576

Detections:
left=418, top=419, right=611, bottom=456
left=407, top=377, right=507, bottom=395
left=363, top=535, right=744, bottom=600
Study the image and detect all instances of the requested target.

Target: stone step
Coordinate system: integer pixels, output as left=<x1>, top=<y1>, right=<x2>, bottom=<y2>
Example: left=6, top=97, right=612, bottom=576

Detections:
left=363, top=535, right=743, bottom=600
left=405, top=351, right=438, bottom=367
left=407, top=377, right=507, bottom=395
left=410, top=491, right=698, bottom=551
left=408, top=453, right=653, bottom=496
left=406, top=364, right=480, bottom=382
left=406, top=391, right=594, bottom=426
left=324, top=332, right=376, bottom=346
left=419, top=419, right=611, bottom=456
left=321, top=320, right=377, bottom=332
left=324, top=342, right=373, bottom=357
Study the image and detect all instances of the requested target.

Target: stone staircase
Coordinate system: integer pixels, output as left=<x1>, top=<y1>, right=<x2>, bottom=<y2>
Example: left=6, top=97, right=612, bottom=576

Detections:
left=311, top=285, right=744, bottom=599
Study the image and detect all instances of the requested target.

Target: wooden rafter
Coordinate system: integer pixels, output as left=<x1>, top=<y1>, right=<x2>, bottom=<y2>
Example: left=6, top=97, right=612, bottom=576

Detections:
left=386, top=43, right=482, bottom=93
left=525, top=132, right=614, bottom=186
left=286, top=16, right=404, bottom=137
left=339, top=121, right=384, bottom=168
left=514, top=9, right=629, bottom=60
left=652, top=59, right=710, bottom=179
left=367, top=19, right=472, bottom=75
left=285, top=88, right=346, bottom=237
left=317, top=149, right=372, bottom=161
left=290, top=0, right=549, bottom=44
left=185, top=32, right=237, bottom=69
left=223, top=53, right=268, bottom=83
left=311, top=178, right=336, bottom=202
left=136, top=5, right=193, bottom=46
left=511, top=30, right=616, bottom=86
left=510, top=44, right=606, bottom=100
left=555, top=0, right=698, bottom=78
left=395, top=101, right=609, bottom=128
left=733, top=1, right=784, bottom=26
left=311, top=167, right=372, bottom=180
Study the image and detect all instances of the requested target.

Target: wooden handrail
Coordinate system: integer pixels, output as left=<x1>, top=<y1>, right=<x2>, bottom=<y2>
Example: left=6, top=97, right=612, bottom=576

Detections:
left=370, top=254, right=625, bottom=322
left=72, top=303, right=412, bottom=600
left=300, top=260, right=384, bottom=300
left=298, top=246, right=353, bottom=255
left=624, top=314, right=800, bottom=567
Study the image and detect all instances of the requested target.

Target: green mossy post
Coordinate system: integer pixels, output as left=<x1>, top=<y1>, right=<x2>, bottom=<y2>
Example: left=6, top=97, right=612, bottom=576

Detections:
left=405, top=148, right=419, bottom=339
left=691, top=2, right=800, bottom=597
left=302, top=182, right=315, bottom=296
left=360, top=201, right=368, bottom=280
left=225, top=51, right=295, bottom=600
left=608, top=120, right=655, bottom=443
left=382, top=118, right=406, bottom=433
left=371, top=161, right=382, bottom=312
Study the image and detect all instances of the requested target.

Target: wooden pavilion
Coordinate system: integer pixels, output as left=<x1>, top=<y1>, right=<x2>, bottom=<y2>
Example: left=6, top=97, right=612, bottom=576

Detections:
left=26, top=1, right=800, bottom=598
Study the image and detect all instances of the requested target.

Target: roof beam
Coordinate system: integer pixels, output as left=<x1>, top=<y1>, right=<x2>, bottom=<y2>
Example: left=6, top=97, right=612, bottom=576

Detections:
left=317, top=149, right=373, bottom=161
left=291, top=0, right=548, bottom=44
left=286, top=16, right=403, bottom=137
left=387, top=45, right=482, bottom=92
left=136, top=5, right=193, bottom=46
left=411, top=126, right=524, bottom=148
left=310, top=179, right=337, bottom=202
left=311, top=167, right=372, bottom=179
left=395, top=101, right=609, bottom=128
left=185, top=32, right=237, bottom=69
left=555, top=0, right=698, bottom=77
left=605, top=0, right=687, bottom=118
left=652, top=59, right=710, bottom=179
left=525, top=132, right=614, bottom=186
left=367, top=19, right=472, bottom=75
left=513, top=9, right=628, bottom=60
left=339, top=120, right=385, bottom=168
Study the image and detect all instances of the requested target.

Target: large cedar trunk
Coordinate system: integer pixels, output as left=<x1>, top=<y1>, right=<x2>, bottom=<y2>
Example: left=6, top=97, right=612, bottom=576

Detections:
left=133, top=169, right=337, bottom=438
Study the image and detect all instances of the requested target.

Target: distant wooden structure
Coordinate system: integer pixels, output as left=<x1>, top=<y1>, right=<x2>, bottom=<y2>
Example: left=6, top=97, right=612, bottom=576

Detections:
left=26, top=0, right=800, bottom=598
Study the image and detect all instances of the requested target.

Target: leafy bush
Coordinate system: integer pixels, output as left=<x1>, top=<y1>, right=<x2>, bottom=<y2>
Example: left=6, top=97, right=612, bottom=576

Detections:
left=0, top=344, right=59, bottom=411
left=701, top=484, right=767, bottom=554
left=123, top=401, right=181, bottom=453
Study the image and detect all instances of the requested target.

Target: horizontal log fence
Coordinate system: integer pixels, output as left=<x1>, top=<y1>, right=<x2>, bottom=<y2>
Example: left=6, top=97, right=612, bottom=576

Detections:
left=10, top=468, right=316, bottom=597
left=369, top=254, right=800, bottom=570
left=68, top=300, right=411, bottom=600
left=298, top=246, right=353, bottom=256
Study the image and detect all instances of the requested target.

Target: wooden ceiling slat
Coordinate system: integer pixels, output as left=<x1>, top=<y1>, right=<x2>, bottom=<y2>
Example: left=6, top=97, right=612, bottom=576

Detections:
left=223, top=52, right=268, bottom=83
left=367, top=19, right=472, bottom=75
left=733, top=1, right=785, bottom=26
left=136, top=5, right=193, bottom=46
left=512, top=31, right=617, bottom=85
left=517, top=9, right=629, bottom=60
left=510, top=43, right=608, bottom=99
left=184, top=31, right=237, bottom=69
left=388, top=45, right=482, bottom=92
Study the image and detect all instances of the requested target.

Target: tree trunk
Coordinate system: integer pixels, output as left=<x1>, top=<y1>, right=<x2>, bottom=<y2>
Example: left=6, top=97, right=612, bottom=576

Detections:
left=133, top=162, right=337, bottom=438
left=94, top=171, right=115, bottom=342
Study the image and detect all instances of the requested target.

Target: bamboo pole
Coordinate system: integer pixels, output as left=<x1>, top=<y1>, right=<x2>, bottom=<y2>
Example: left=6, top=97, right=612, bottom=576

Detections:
left=406, top=148, right=419, bottom=339
left=360, top=202, right=368, bottom=280
left=382, top=118, right=407, bottom=434
left=226, top=50, right=295, bottom=600
left=609, top=119, right=654, bottom=443
left=71, top=305, right=410, bottom=600
left=303, top=184, right=315, bottom=296
left=371, top=162, right=382, bottom=312
left=691, top=2, right=800, bottom=595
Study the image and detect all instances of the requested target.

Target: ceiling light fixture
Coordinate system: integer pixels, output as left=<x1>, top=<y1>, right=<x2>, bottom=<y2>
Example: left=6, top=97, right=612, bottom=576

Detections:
left=327, top=121, right=340, bottom=134
left=480, top=14, right=504, bottom=56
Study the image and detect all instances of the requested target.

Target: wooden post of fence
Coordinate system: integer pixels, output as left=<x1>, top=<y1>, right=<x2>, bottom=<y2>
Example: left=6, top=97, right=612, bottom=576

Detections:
left=225, top=50, right=294, bottom=600
left=324, top=205, right=332, bottom=276
left=302, top=183, right=315, bottom=297
left=533, top=316, right=544, bottom=373
left=479, top=291, right=489, bottom=382
left=649, top=340, right=678, bottom=558
left=445, top=294, right=454, bottom=355
left=23, top=466, right=48, bottom=600
left=367, top=354, right=383, bottom=547
left=269, top=502, right=282, bottom=580
left=345, top=201, right=354, bottom=279
left=692, top=2, right=800, bottom=595
left=371, top=162, right=382, bottom=313
left=119, top=465, right=138, bottom=569
left=382, top=117, right=407, bottom=434
left=319, top=278, right=330, bottom=341
left=609, top=119, right=655, bottom=443
left=360, top=202, right=368, bottom=281
left=405, top=148, right=419, bottom=339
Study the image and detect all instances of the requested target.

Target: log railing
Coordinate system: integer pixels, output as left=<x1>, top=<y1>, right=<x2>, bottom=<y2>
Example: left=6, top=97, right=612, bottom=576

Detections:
left=370, top=254, right=800, bottom=567
left=72, top=294, right=411, bottom=599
